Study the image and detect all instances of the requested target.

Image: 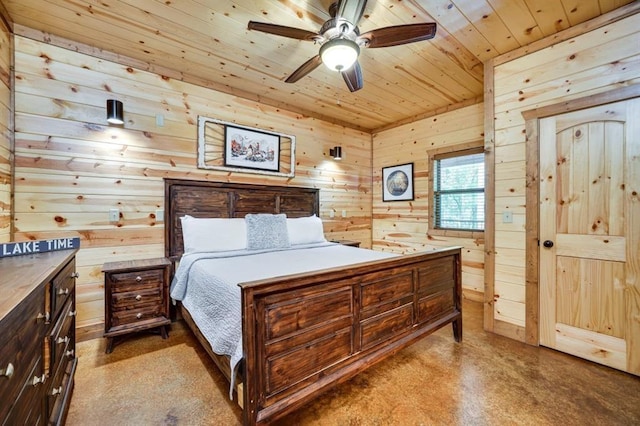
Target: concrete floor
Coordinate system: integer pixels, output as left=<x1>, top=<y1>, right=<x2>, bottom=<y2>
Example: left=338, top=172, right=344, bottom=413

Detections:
left=67, top=301, right=640, bottom=425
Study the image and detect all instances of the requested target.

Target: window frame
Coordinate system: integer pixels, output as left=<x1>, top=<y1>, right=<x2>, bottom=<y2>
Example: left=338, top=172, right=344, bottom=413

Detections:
left=428, top=143, right=485, bottom=238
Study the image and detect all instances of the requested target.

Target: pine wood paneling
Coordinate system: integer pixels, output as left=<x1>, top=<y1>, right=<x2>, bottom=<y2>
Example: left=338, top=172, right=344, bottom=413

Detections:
left=0, top=16, right=10, bottom=243
left=372, top=103, right=485, bottom=298
left=13, top=36, right=373, bottom=333
left=487, top=11, right=640, bottom=341
left=6, top=1, right=633, bottom=132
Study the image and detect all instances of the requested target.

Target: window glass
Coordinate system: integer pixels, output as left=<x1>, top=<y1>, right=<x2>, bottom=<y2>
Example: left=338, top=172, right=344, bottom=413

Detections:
left=434, top=151, right=484, bottom=231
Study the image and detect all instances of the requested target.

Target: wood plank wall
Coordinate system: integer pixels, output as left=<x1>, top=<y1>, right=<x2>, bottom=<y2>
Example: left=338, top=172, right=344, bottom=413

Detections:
left=12, top=35, right=373, bottom=338
left=372, top=103, right=485, bottom=301
left=486, top=11, right=640, bottom=339
left=0, top=17, right=10, bottom=242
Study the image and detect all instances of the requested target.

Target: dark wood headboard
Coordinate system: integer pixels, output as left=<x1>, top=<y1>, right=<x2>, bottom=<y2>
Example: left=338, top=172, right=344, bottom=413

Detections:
left=164, top=178, right=320, bottom=260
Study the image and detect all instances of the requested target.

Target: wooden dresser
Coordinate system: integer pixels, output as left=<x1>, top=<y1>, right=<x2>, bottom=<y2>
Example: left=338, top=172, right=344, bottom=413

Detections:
left=0, top=249, right=78, bottom=425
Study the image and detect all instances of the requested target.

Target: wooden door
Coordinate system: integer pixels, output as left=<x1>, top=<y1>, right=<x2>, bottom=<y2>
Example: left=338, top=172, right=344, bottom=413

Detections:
left=539, top=98, right=639, bottom=375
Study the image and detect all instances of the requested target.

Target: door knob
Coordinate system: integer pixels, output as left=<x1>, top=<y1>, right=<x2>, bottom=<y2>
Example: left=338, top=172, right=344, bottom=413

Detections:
left=543, top=240, right=554, bottom=248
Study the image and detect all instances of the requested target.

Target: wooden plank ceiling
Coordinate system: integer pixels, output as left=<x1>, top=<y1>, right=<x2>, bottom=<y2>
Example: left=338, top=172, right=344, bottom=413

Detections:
left=0, top=0, right=635, bottom=131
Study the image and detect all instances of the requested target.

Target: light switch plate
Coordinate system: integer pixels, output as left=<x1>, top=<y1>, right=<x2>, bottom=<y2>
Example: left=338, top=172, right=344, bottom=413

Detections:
left=109, top=208, right=120, bottom=222
left=502, top=211, right=513, bottom=223
left=156, top=209, right=164, bottom=222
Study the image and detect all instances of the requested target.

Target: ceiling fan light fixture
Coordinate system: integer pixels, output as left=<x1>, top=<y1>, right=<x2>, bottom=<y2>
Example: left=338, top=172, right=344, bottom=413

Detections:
left=320, top=38, right=359, bottom=72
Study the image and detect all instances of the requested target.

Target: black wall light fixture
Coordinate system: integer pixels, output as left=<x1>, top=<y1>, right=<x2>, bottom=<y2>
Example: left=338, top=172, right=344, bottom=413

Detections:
left=329, top=146, right=342, bottom=160
left=106, top=99, right=124, bottom=125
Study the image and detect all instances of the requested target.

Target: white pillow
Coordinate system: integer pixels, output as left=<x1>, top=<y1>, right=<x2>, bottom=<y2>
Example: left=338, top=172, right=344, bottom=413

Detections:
left=287, top=215, right=326, bottom=245
left=180, top=215, right=247, bottom=253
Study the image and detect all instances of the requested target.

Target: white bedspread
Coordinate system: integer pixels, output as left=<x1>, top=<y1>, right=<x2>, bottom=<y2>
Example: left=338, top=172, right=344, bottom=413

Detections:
left=170, top=242, right=397, bottom=397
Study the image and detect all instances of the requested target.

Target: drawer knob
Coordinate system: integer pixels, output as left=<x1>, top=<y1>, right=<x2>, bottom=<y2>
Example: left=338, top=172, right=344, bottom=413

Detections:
left=0, top=363, right=14, bottom=378
left=58, top=288, right=69, bottom=296
left=66, top=349, right=75, bottom=358
left=56, top=336, right=70, bottom=345
left=135, top=276, right=142, bottom=282
left=71, top=272, right=80, bottom=279
left=135, top=294, right=142, bottom=301
left=32, top=374, right=46, bottom=386
left=136, top=313, right=143, bottom=319
left=37, top=311, right=51, bottom=322
left=51, top=386, right=63, bottom=396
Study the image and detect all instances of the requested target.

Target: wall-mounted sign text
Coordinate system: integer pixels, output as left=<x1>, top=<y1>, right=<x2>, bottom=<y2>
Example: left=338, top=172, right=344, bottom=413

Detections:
left=0, top=237, right=80, bottom=259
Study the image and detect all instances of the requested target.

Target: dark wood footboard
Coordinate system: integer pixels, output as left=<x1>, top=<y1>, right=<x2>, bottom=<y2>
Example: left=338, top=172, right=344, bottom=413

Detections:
left=240, top=247, right=462, bottom=425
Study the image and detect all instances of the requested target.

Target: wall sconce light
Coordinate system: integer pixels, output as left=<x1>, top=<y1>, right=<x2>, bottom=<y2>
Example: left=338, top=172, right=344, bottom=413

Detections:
left=106, top=99, right=124, bottom=125
left=330, top=146, right=342, bottom=160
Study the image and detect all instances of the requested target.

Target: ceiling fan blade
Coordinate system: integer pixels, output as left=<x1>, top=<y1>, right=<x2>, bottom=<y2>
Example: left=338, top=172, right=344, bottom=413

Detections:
left=341, top=61, right=363, bottom=92
left=285, top=55, right=323, bottom=83
left=337, top=0, right=368, bottom=25
left=359, top=23, right=437, bottom=48
left=248, top=21, right=319, bottom=41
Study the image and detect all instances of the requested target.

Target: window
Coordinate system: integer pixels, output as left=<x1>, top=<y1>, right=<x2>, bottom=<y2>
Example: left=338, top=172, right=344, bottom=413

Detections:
left=431, top=147, right=484, bottom=233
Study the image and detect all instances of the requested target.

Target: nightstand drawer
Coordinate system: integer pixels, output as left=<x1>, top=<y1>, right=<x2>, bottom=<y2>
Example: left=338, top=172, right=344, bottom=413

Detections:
left=111, top=287, right=163, bottom=311
left=108, top=269, right=164, bottom=293
left=110, top=304, right=165, bottom=327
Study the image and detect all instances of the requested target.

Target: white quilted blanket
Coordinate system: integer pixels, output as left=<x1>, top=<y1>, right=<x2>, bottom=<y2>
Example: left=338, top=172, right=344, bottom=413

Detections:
left=170, top=242, right=397, bottom=398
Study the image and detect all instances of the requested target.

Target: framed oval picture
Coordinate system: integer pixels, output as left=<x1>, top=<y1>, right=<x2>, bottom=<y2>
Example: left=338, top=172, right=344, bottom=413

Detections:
left=382, top=163, right=414, bottom=201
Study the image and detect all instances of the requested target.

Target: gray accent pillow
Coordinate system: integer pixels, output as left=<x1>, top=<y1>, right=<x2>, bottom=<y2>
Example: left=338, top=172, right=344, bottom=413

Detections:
left=245, top=213, right=290, bottom=250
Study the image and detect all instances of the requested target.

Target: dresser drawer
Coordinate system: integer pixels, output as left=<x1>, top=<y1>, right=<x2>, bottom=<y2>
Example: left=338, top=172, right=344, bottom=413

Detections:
left=0, top=288, right=46, bottom=420
left=46, top=351, right=77, bottom=424
left=52, top=258, right=77, bottom=321
left=0, top=334, right=33, bottom=421
left=3, top=356, right=45, bottom=426
left=108, top=268, right=164, bottom=293
left=111, top=286, right=163, bottom=311
left=48, top=298, right=75, bottom=377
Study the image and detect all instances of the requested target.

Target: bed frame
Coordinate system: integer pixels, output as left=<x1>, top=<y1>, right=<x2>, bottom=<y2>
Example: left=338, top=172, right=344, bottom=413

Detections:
left=164, top=178, right=462, bottom=425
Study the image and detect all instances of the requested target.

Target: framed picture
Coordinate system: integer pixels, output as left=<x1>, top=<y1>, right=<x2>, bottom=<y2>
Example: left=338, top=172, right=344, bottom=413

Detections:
left=224, top=124, right=280, bottom=172
left=382, top=163, right=414, bottom=201
left=197, top=116, right=295, bottom=178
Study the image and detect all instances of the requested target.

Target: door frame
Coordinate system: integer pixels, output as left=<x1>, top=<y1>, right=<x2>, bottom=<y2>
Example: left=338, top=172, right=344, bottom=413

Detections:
left=521, top=84, right=640, bottom=345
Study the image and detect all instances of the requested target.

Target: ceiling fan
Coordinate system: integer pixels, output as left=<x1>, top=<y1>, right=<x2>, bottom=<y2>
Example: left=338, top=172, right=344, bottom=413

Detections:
left=247, top=0, right=437, bottom=92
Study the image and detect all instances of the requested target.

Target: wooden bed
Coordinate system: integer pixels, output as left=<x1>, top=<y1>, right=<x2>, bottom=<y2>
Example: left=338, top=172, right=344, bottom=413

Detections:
left=164, top=178, right=462, bottom=425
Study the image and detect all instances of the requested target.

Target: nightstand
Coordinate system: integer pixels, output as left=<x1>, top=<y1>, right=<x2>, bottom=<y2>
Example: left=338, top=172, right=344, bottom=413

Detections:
left=330, top=240, right=361, bottom=247
left=102, top=257, right=171, bottom=353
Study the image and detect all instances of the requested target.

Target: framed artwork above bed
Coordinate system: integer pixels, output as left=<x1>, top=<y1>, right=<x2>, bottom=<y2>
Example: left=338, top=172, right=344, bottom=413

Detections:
left=197, top=116, right=296, bottom=177
left=224, top=124, right=280, bottom=172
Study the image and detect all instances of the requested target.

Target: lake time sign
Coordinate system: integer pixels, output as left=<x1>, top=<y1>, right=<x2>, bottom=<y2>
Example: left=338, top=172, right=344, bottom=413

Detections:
left=0, top=237, right=80, bottom=258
